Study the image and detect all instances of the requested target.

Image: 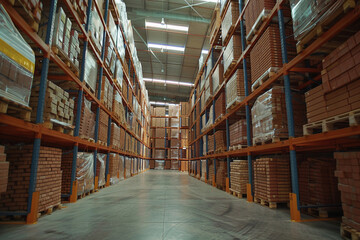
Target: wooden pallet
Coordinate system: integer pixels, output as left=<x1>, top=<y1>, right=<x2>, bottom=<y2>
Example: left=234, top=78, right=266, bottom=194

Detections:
left=215, top=147, right=225, bottom=154
left=0, top=97, right=31, bottom=121
left=77, top=190, right=94, bottom=200
left=80, top=135, right=95, bottom=143
left=253, top=135, right=286, bottom=146
left=251, top=67, right=279, bottom=92
left=222, top=24, right=236, bottom=46
left=98, top=140, right=107, bottom=146
left=229, top=144, right=247, bottom=151
left=305, top=207, right=342, bottom=218
left=52, top=46, right=80, bottom=77
left=254, top=197, right=285, bottom=209
left=303, top=109, right=360, bottom=135
left=84, top=81, right=96, bottom=95
left=43, top=120, right=74, bottom=135
left=296, top=0, right=357, bottom=53
left=12, top=0, right=40, bottom=32
left=38, top=204, right=63, bottom=218
left=229, top=188, right=246, bottom=199
left=224, top=60, right=237, bottom=78
left=226, top=97, right=242, bottom=110
left=246, top=9, right=271, bottom=43
left=341, top=223, right=360, bottom=240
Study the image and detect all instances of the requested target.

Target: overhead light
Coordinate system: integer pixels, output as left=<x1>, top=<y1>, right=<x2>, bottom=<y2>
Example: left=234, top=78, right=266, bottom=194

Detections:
left=199, top=0, right=218, bottom=2
left=150, top=101, right=179, bottom=106
left=148, top=43, right=185, bottom=52
left=144, top=78, right=194, bottom=87
left=145, top=21, right=189, bottom=32
left=161, top=68, right=164, bottom=73
left=202, top=49, right=209, bottom=54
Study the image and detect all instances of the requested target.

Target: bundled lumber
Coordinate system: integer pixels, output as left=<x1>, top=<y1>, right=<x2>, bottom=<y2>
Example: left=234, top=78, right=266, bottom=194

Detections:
left=0, top=146, right=9, bottom=193
left=1, top=145, right=62, bottom=212
left=254, top=156, right=291, bottom=204
left=230, top=160, right=248, bottom=194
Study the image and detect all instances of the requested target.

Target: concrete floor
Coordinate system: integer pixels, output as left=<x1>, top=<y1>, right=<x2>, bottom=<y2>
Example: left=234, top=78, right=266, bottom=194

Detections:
left=0, top=170, right=341, bottom=240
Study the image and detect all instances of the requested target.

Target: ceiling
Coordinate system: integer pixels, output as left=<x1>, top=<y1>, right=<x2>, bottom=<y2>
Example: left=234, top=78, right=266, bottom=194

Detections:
left=123, top=0, right=217, bottom=103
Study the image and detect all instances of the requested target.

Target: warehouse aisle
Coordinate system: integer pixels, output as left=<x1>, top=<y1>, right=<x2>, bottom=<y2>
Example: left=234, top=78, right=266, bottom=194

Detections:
left=0, top=170, right=340, bottom=240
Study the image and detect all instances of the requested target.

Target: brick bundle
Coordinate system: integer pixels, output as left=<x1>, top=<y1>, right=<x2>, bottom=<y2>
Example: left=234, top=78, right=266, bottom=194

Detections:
left=250, top=24, right=296, bottom=85
left=215, top=91, right=226, bottom=120
left=214, top=130, right=226, bottom=152
left=212, top=63, right=224, bottom=94
left=229, top=119, right=247, bottom=147
left=0, top=146, right=9, bottom=193
left=244, top=0, right=275, bottom=35
left=99, top=108, right=109, bottom=144
left=216, top=160, right=227, bottom=189
left=110, top=123, right=121, bottom=149
left=201, top=160, right=207, bottom=181
left=334, top=152, right=360, bottom=231
left=230, top=160, right=248, bottom=193
left=221, top=0, right=239, bottom=44
left=96, top=153, right=106, bottom=187
left=298, top=157, right=340, bottom=206
left=76, top=97, right=95, bottom=140
left=226, top=69, right=246, bottom=109
left=125, top=157, right=131, bottom=177
left=30, top=80, right=74, bottom=127
left=109, top=153, right=120, bottom=184
left=70, top=0, right=88, bottom=24
left=208, top=134, right=214, bottom=153
left=305, top=80, right=360, bottom=123
left=61, top=151, right=94, bottom=196
left=1, top=145, right=62, bottom=212
left=98, top=76, right=114, bottom=112
left=208, top=160, right=214, bottom=185
left=252, top=87, right=306, bottom=144
left=224, top=35, right=242, bottom=74
left=254, top=157, right=291, bottom=203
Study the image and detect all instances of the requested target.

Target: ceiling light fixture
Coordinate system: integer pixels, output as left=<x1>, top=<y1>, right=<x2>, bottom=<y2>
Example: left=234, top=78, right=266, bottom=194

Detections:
left=145, top=21, right=189, bottom=32
left=143, top=78, right=194, bottom=87
left=202, top=49, right=209, bottom=54
left=148, top=43, right=185, bottom=52
left=150, top=101, right=179, bottom=106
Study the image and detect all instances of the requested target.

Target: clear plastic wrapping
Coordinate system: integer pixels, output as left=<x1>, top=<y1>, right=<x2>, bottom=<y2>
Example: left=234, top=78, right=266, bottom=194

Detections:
left=110, top=122, right=121, bottom=149
left=171, top=160, right=179, bottom=170
left=90, top=9, right=104, bottom=51
left=169, top=105, right=179, bottom=117
left=84, top=50, right=98, bottom=92
left=125, top=157, right=131, bottom=178
left=201, top=160, right=207, bottom=181
left=0, top=4, right=35, bottom=107
left=119, top=155, right=124, bottom=180
left=116, top=25, right=125, bottom=61
left=155, top=160, right=165, bottom=170
left=109, top=153, right=120, bottom=185
left=76, top=152, right=94, bottom=195
left=96, top=153, right=106, bottom=187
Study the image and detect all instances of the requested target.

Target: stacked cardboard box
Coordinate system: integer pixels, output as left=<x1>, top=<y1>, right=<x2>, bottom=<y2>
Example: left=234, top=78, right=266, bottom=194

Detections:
left=98, top=76, right=114, bottom=112
left=180, top=161, right=188, bottom=171
left=224, top=35, right=242, bottom=74
left=334, top=152, right=360, bottom=232
left=0, top=146, right=9, bottom=193
left=1, top=146, right=62, bottom=212
left=250, top=24, right=296, bottom=85
left=30, top=80, right=74, bottom=127
left=154, top=107, right=166, bottom=116
left=212, top=63, right=224, bottom=94
left=221, top=0, right=239, bottom=44
left=69, top=29, right=81, bottom=68
left=226, top=69, right=246, bottom=109
left=215, top=91, right=226, bottom=120
left=170, top=139, right=180, bottom=148
left=170, top=118, right=179, bottom=128
left=155, top=138, right=165, bottom=148
left=171, top=160, right=179, bottom=170
left=84, top=51, right=98, bottom=93
left=99, top=108, right=109, bottom=144
left=229, top=119, right=247, bottom=147
left=154, top=150, right=166, bottom=159
left=180, top=102, right=189, bottom=115
left=214, top=130, right=226, bottom=152
left=298, top=156, right=340, bottom=206
left=169, top=105, right=179, bottom=116
left=150, top=160, right=155, bottom=169
left=230, top=160, right=248, bottom=193
left=61, top=152, right=94, bottom=196
left=254, top=157, right=291, bottom=203
left=164, top=160, right=170, bottom=170
left=181, top=117, right=189, bottom=127
left=170, top=149, right=179, bottom=159
left=252, top=87, right=306, bottom=144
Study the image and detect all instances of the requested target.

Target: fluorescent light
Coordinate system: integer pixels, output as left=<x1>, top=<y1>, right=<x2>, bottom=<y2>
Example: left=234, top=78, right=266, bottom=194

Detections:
left=148, top=43, right=185, bottom=52
left=144, top=78, right=194, bottom=87
left=202, top=50, right=209, bottom=54
left=199, top=0, right=218, bottom=2
left=150, top=101, right=179, bottom=106
left=145, top=21, right=189, bottom=32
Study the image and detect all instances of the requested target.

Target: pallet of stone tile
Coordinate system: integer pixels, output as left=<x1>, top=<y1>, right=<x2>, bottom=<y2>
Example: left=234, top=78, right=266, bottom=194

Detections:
left=226, top=69, right=246, bottom=109
left=98, top=108, right=109, bottom=144
left=341, top=223, right=360, bottom=240
left=209, top=7, right=221, bottom=45
left=221, top=0, right=239, bottom=45
left=229, top=119, right=247, bottom=147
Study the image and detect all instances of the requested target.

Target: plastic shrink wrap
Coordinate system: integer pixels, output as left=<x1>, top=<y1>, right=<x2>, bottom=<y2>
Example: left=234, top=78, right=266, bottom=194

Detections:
left=97, top=153, right=106, bottom=187
left=76, top=152, right=94, bottom=195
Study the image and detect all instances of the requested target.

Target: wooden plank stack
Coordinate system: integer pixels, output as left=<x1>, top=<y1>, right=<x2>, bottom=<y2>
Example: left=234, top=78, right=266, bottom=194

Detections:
left=30, top=79, right=75, bottom=129
left=1, top=145, right=62, bottom=212
left=298, top=157, right=340, bottom=207
left=334, top=152, right=360, bottom=232
left=254, top=156, right=291, bottom=204
left=226, top=69, right=246, bottom=109
left=230, top=160, right=248, bottom=194
left=0, top=146, right=9, bottom=194
left=229, top=119, right=247, bottom=147
left=252, top=87, right=306, bottom=144
left=98, top=108, right=109, bottom=144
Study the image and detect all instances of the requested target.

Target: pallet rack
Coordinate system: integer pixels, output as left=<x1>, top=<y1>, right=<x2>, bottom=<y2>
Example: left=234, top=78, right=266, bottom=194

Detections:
left=187, top=0, right=360, bottom=222
left=0, top=0, right=151, bottom=224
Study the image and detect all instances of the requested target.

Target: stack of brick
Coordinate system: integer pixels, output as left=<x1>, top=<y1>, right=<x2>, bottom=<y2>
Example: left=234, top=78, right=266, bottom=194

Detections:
left=226, top=69, right=246, bottom=109
left=61, top=151, right=94, bottom=196
left=334, top=152, right=360, bottom=232
left=96, top=153, right=106, bottom=187
left=229, top=119, right=247, bottom=147
left=252, top=87, right=306, bottom=144
left=298, top=157, right=340, bottom=206
left=99, top=108, right=109, bottom=144
left=254, top=156, right=291, bottom=203
left=215, top=91, right=226, bottom=120
left=0, top=146, right=9, bottom=193
left=230, top=160, right=248, bottom=193
left=244, top=0, right=275, bottom=36
left=208, top=160, right=214, bottom=185
left=30, top=80, right=74, bottom=127
left=221, top=0, right=239, bottom=44
left=249, top=24, right=296, bottom=86
left=201, top=160, right=207, bottom=181
left=76, top=97, right=96, bottom=140
left=110, top=123, right=121, bottom=149
left=224, top=35, right=242, bottom=75
left=125, top=157, right=131, bottom=178
left=1, top=145, right=62, bottom=212
left=212, top=63, right=224, bottom=94
left=109, top=153, right=120, bottom=185
left=208, top=134, right=214, bottom=153
left=216, top=160, right=227, bottom=189
left=70, top=0, right=88, bottom=23
left=171, top=160, right=179, bottom=170
left=214, top=130, right=226, bottom=152
left=98, top=76, right=114, bottom=112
